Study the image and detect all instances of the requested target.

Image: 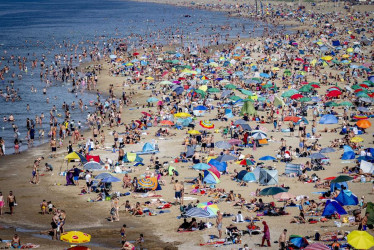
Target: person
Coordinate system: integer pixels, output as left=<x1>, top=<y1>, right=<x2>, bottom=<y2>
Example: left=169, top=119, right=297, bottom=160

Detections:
left=216, top=210, right=223, bottom=239
left=260, top=221, right=271, bottom=247
left=41, top=200, right=48, bottom=215
left=174, top=180, right=182, bottom=205
left=233, top=211, right=244, bottom=223
left=188, top=218, right=198, bottom=230
left=279, top=229, right=287, bottom=250
left=85, top=170, right=92, bottom=193
left=11, top=234, right=21, bottom=248
left=135, top=233, right=144, bottom=248
left=7, top=191, right=16, bottom=215
left=0, top=192, right=4, bottom=215
left=332, top=240, right=341, bottom=250
left=110, top=196, right=120, bottom=222
left=120, top=224, right=127, bottom=245
left=360, top=212, right=369, bottom=231
left=122, top=241, right=135, bottom=250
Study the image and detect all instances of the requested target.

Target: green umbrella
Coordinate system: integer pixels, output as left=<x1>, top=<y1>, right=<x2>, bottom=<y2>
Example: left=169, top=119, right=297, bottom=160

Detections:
left=243, top=98, right=255, bottom=102
left=239, top=89, right=253, bottom=95
left=207, top=88, right=220, bottom=93
left=299, top=85, right=313, bottom=92
left=351, top=85, right=361, bottom=90
left=171, top=60, right=180, bottom=64
left=299, top=97, right=312, bottom=102
left=195, top=89, right=206, bottom=98
left=362, top=80, right=374, bottom=86
left=331, top=175, right=354, bottom=183
left=309, top=82, right=320, bottom=85
left=262, top=84, right=273, bottom=89
left=325, top=101, right=339, bottom=107
left=339, top=101, right=353, bottom=107
left=225, top=84, right=237, bottom=90
left=356, top=92, right=369, bottom=98
left=281, top=89, right=298, bottom=98
left=332, top=59, right=340, bottom=64
left=229, top=95, right=241, bottom=101
left=251, top=77, right=261, bottom=82
left=260, top=187, right=288, bottom=196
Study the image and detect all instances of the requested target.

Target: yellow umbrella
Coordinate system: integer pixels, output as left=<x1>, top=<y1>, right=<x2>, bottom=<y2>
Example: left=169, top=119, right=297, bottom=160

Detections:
left=174, top=112, right=191, bottom=118
left=60, top=231, right=91, bottom=244
left=342, top=54, right=350, bottom=58
left=198, top=85, right=207, bottom=92
left=145, top=76, right=154, bottom=80
left=351, top=136, right=364, bottom=143
left=272, top=67, right=280, bottom=71
left=321, top=56, right=333, bottom=61
left=188, top=130, right=201, bottom=135
left=347, top=230, right=374, bottom=250
left=126, top=63, right=133, bottom=66
left=347, top=48, right=354, bottom=53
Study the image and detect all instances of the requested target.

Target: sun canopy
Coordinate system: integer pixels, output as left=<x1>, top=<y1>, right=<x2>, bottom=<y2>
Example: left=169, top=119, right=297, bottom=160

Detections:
left=322, top=199, right=347, bottom=216
left=64, top=152, right=87, bottom=163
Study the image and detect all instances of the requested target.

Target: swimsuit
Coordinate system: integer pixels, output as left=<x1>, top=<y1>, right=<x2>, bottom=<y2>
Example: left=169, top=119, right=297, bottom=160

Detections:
left=175, top=191, right=181, bottom=199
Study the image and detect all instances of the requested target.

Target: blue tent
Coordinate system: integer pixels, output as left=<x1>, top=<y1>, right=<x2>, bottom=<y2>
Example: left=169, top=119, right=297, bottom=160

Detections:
left=237, top=170, right=249, bottom=180
left=322, top=199, right=347, bottom=216
left=123, top=153, right=143, bottom=163
left=330, top=181, right=348, bottom=192
left=242, top=172, right=256, bottom=182
left=332, top=40, right=341, bottom=46
left=319, top=114, right=338, bottom=124
left=335, top=190, right=358, bottom=206
left=343, top=145, right=354, bottom=152
left=203, top=170, right=220, bottom=184
left=208, top=159, right=227, bottom=172
left=341, top=151, right=355, bottom=160
left=225, top=109, right=234, bottom=118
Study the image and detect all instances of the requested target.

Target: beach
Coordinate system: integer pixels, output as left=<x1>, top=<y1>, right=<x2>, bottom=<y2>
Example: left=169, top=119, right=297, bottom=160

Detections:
left=0, top=0, right=374, bottom=250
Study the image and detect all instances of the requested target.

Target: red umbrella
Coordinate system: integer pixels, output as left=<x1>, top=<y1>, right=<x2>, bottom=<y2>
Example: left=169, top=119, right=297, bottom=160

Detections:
left=295, top=58, right=304, bottom=62
left=301, top=81, right=309, bottom=85
left=141, top=111, right=151, bottom=117
left=290, top=94, right=304, bottom=100
left=207, top=166, right=221, bottom=178
left=178, top=77, right=186, bottom=80
left=354, top=88, right=364, bottom=93
left=326, top=90, right=341, bottom=97
left=133, top=52, right=139, bottom=56
left=284, top=116, right=301, bottom=123
left=311, top=84, right=320, bottom=88
left=324, top=176, right=336, bottom=180
left=359, top=84, right=369, bottom=88
left=369, top=93, right=374, bottom=98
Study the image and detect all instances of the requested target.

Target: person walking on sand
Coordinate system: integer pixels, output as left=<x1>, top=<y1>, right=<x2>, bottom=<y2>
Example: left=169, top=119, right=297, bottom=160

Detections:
left=173, top=180, right=182, bottom=205
left=7, top=191, right=16, bottom=215
left=261, top=221, right=271, bottom=247
left=279, top=229, right=287, bottom=250
left=0, top=192, right=4, bottom=215
left=216, top=210, right=223, bottom=239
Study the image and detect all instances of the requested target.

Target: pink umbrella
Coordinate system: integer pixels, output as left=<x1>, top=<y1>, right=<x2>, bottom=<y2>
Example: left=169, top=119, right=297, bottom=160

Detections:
left=157, top=101, right=163, bottom=106
left=273, top=192, right=295, bottom=200
left=304, top=243, right=329, bottom=250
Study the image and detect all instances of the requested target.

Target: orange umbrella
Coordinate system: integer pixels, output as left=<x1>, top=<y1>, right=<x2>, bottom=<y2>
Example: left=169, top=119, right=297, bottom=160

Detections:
left=160, top=120, right=174, bottom=126
left=357, top=120, right=371, bottom=129
left=284, top=116, right=301, bottom=123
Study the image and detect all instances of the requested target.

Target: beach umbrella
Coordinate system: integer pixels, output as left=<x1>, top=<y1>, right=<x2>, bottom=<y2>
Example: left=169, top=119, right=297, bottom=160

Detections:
left=185, top=207, right=212, bottom=218
left=147, top=97, right=159, bottom=103
left=200, top=120, right=214, bottom=129
left=207, top=87, right=220, bottom=93
left=83, top=162, right=103, bottom=171
left=239, top=159, right=255, bottom=166
left=141, top=111, right=151, bottom=117
left=215, top=154, right=236, bottom=162
left=358, top=107, right=369, bottom=112
left=284, top=116, right=301, bottom=123
left=290, top=94, right=303, bottom=100
left=320, top=147, right=336, bottom=153
left=192, top=163, right=211, bottom=171
left=239, top=89, right=253, bottom=95
left=197, top=202, right=219, bottom=216
left=299, top=85, right=313, bottom=92
left=64, top=152, right=87, bottom=163
left=252, top=132, right=267, bottom=140
left=160, top=120, right=174, bottom=126
left=326, top=90, right=341, bottom=98
left=339, top=101, right=353, bottom=107
left=319, top=114, right=338, bottom=124
left=229, top=95, right=241, bottom=101
left=215, top=141, right=232, bottom=149
left=325, top=101, right=339, bottom=107
left=309, top=153, right=326, bottom=159
left=351, top=136, right=364, bottom=143
left=225, top=84, right=237, bottom=89
left=281, top=89, right=298, bottom=98
left=174, top=112, right=191, bottom=118
left=357, top=120, right=371, bottom=129
left=67, top=246, right=91, bottom=250
left=228, top=139, right=242, bottom=145
left=187, top=130, right=201, bottom=135
left=138, top=178, right=156, bottom=189
left=273, top=192, right=295, bottom=200
left=347, top=231, right=374, bottom=250
left=304, top=243, right=329, bottom=250
left=94, top=173, right=113, bottom=180
left=259, top=155, right=276, bottom=161
left=60, top=231, right=91, bottom=244
left=193, top=105, right=208, bottom=111
left=353, top=115, right=368, bottom=120
left=159, top=80, right=173, bottom=85
left=299, top=97, right=312, bottom=103
left=234, top=119, right=247, bottom=125
left=101, top=176, right=121, bottom=183
left=331, top=175, right=353, bottom=183
left=260, top=187, right=288, bottom=196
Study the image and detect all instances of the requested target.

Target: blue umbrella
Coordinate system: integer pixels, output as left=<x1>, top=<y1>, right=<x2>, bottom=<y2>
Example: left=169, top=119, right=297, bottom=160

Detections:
left=234, top=119, right=247, bottom=125
left=193, top=105, right=208, bottom=111
left=289, top=236, right=309, bottom=248
left=215, top=141, right=232, bottom=149
left=185, top=207, right=213, bottom=218
left=309, top=153, right=327, bottom=159
left=95, top=173, right=113, bottom=180
left=259, top=156, right=276, bottom=161
left=356, top=155, right=374, bottom=162
left=215, top=154, right=236, bottom=162
left=101, top=176, right=121, bottom=183
left=192, top=163, right=211, bottom=171
left=147, top=97, right=159, bottom=103
left=320, top=147, right=336, bottom=153
left=83, top=162, right=103, bottom=171
left=260, top=73, right=270, bottom=78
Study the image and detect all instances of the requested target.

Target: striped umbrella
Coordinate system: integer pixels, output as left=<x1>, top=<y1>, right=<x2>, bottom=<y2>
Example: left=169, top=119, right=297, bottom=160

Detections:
left=304, top=243, right=330, bottom=250
left=200, top=120, right=214, bottom=129
left=138, top=178, right=156, bottom=189
left=185, top=207, right=212, bottom=218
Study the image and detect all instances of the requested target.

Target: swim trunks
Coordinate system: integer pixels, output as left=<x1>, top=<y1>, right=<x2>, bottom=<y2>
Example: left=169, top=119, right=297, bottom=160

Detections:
left=175, top=191, right=181, bottom=199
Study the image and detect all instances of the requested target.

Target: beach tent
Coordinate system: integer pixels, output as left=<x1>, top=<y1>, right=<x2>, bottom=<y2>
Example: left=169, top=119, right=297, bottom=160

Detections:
left=330, top=181, right=348, bottom=192
left=208, top=159, right=227, bottom=172
left=285, top=163, right=302, bottom=176
left=136, top=142, right=159, bottom=155
left=240, top=171, right=256, bottom=182
left=335, top=190, right=358, bottom=206
left=365, top=202, right=374, bottom=227
left=360, top=160, right=374, bottom=174
left=86, top=155, right=104, bottom=164
left=259, top=169, right=278, bottom=185
left=341, top=151, right=355, bottom=160
left=240, top=101, right=257, bottom=116
left=237, top=170, right=249, bottom=180
left=322, top=199, right=347, bottom=216
left=343, top=145, right=354, bottom=152
left=319, top=114, right=338, bottom=124
left=203, top=170, right=220, bottom=184
left=238, top=123, right=252, bottom=131
left=122, top=152, right=143, bottom=163
left=64, top=152, right=87, bottom=163
left=225, top=109, right=234, bottom=118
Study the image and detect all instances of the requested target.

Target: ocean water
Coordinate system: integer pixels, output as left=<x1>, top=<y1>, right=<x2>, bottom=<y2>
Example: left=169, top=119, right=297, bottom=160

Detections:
left=0, top=0, right=268, bottom=154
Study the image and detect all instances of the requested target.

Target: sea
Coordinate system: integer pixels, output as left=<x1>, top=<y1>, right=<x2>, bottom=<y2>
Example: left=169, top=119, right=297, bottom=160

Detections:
left=0, top=0, right=270, bottom=154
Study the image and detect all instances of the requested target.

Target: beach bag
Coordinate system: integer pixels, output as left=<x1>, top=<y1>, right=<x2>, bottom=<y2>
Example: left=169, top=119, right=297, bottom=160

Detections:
left=110, top=207, right=116, bottom=215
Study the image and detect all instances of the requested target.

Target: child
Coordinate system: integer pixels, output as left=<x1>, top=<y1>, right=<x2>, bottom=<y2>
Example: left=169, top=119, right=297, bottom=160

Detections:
left=136, top=233, right=144, bottom=248
left=120, top=224, right=126, bottom=245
